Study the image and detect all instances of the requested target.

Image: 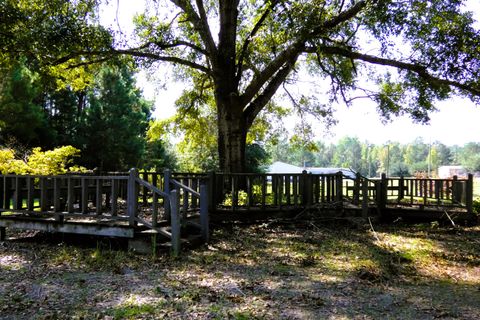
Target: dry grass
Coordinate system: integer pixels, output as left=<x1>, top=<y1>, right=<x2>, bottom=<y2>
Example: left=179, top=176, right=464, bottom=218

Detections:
left=0, top=220, right=479, bottom=319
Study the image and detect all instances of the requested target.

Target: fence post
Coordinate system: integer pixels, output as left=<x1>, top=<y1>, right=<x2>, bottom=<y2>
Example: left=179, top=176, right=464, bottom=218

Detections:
left=13, top=177, right=20, bottom=210
left=362, top=177, right=369, bottom=218
left=207, top=172, right=215, bottom=213
left=353, top=173, right=361, bottom=205
left=301, top=170, right=311, bottom=206
left=200, top=183, right=209, bottom=243
left=53, top=177, right=61, bottom=213
left=466, top=173, right=474, bottom=220
left=452, top=175, right=459, bottom=203
left=170, top=189, right=181, bottom=257
left=0, top=176, right=4, bottom=209
left=27, top=176, right=34, bottom=211
left=398, top=176, right=405, bottom=202
left=379, top=173, right=389, bottom=221
left=127, top=168, right=138, bottom=227
left=164, top=169, right=171, bottom=222
left=335, top=172, right=343, bottom=212
left=40, top=177, right=48, bottom=212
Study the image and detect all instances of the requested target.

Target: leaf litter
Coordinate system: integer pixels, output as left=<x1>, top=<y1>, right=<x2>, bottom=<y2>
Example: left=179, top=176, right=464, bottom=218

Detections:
left=0, top=220, right=479, bottom=319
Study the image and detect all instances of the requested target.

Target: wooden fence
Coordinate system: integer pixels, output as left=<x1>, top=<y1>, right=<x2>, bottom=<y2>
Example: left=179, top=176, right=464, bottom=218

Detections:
left=0, top=169, right=209, bottom=256
left=208, top=171, right=344, bottom=212
left=1, top=169, right=474, bottom=239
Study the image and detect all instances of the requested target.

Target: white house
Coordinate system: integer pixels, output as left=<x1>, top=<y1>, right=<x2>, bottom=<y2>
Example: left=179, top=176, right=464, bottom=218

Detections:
left=437, top=166, right=467, bottom=178
left=267, top=161, right=357, bottom=179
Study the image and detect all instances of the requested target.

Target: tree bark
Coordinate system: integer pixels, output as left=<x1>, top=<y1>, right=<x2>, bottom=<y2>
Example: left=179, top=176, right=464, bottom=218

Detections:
left=216, top=96, right=247, bottom=173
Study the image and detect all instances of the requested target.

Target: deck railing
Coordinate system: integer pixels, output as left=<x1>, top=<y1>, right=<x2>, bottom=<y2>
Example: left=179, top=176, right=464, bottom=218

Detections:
left=207, top=171, right=345, bottom=212
left=370, top=174, right=474, bottom=216
left=1, top=169, right=474, bottom=225
left=0, top=169, right=210, bottom=255
left=0, top=174, right=130, bottom=219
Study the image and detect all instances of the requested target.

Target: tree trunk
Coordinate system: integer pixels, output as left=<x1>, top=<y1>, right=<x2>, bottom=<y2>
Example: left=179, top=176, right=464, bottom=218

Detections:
left=216, top=99, right=247, bottom=173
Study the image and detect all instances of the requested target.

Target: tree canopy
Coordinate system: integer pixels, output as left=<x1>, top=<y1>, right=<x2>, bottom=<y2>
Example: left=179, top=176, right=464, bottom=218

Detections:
left=2, top=0, right=480, bottom=172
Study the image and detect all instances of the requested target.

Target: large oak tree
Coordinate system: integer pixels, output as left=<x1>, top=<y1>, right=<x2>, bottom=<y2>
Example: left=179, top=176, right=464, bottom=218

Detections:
left=2, top=0, right=480, bottom=172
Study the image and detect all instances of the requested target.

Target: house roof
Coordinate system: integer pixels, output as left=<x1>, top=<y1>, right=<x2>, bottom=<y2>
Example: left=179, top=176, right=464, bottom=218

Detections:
left=267, top=162, right=357, bottom=178
left=307, top=167, right=357, bottom=179
left=267, top=161, right=304, bottom=173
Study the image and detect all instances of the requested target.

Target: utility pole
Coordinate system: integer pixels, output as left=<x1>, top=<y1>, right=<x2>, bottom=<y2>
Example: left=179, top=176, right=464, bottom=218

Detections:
left=386, top=144, right=390, bottom=177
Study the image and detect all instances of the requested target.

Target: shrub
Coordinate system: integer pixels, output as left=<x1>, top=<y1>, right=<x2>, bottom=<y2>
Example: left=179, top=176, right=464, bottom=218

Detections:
left=473, top=198, right=480, bottom=215
left=0, top=146, right=88, bottom=175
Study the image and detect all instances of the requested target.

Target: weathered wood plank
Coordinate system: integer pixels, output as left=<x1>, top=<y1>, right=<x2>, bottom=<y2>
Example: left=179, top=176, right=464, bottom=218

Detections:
left=200, top=183, right=209, bottom=243
left=111, top=179, right=118, bottom=216
left=81, top=177, right=88, bottom=214
left=40, top=177, right=48, bottom=212
left=96, top=179, right=102, bottom=215
left=27, top=177, right=34, bottom=211
left=0, top=217, right=134, bottom=238
left=127, top=169, right=138, bottom=227
left=170, top=189, right=181, bottom=257
left=53, top=177, right=61, bottom=212
left=67, top=177, right=74, bottom=213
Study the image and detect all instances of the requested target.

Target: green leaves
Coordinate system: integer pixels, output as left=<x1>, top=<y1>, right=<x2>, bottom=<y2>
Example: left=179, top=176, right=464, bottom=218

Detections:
left=1, top=0, right=112, bottom=88
left=0, top=145, right=86, bottom=175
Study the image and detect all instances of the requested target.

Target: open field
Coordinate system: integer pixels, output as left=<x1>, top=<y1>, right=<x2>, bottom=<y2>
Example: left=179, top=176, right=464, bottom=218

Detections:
left=1, top=219, right=479, bottom=320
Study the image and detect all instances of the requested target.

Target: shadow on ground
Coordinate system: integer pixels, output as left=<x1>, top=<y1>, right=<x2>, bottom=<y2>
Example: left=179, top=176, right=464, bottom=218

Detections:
left=0, top=218, right=479, bottom=319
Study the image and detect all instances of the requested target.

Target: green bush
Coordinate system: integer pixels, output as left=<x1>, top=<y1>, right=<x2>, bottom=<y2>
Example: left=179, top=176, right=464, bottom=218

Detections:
left=473, top=198, right=480, bottom=215
left=223, top=190, right=249, bottom=206
left=0, top=146, right=87, bottom=175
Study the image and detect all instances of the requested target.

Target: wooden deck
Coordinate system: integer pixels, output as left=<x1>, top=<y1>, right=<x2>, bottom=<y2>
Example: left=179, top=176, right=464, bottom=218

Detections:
left=0, top=170, right=476, bottom=249
left=0, top=169, right=209, bottom=255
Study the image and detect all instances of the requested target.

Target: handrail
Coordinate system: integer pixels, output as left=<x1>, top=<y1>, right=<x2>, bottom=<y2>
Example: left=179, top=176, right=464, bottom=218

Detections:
left=135, top=177, right=169, bottom=198
left=171, top=179, right=200, bottom=198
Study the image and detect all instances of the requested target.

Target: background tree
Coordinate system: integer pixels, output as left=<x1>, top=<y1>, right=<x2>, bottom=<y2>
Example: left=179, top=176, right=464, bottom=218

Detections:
left=404, top=138, right=429, bottom=174
left=459, top=142, right=480, bottom=172
left=0, top=59, right=54, bottom=147
left=3, top=0, right=479, bottom=173
left=332, top=136, right=363, bottom=171
left=76, top=64, right=153, bottom=171
left=141, top=139, right=178, bottom=172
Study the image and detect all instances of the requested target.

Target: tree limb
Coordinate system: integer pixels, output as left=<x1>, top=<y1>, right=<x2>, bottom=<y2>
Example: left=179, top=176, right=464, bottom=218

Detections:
left=307, top=0, right=368, bottom=39
left=240, top=1, right=369, bottom=106
left=151, top=40, right=208, bottom=55
left=244, top=52, right=299, bottom=127
left=193, top=0, right=217, bottom=56
left=317, top=45, right=480, bottom=96
left=241, top=42, right=304, bottom=105
left=170, top=0, right=217, bottom=58
left=113, top=48, right=211, bottom=74
left=54, top=48, right=212, bottom=75
left=236, top=0, right=278, bottom=82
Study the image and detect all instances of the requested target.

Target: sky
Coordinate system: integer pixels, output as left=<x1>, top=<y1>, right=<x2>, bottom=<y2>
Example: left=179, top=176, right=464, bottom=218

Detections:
left=100, top=0, right=480, bottom=146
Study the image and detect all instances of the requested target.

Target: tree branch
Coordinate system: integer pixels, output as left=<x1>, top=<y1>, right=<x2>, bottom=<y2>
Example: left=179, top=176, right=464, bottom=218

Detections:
left=307, top=0, right=368, bottom=38
left=216, top=0, right=240, bottom=84
left=244, top=52, right=299, bottom=127
left=151, top=40, right=208, bottom=55
left=317, top=45, right=480, bottom=96
left=170, top=0, right=217, bottom=58
left=54, top=48, right=212, bottom=75
left=64, top=57, right=111, bottom=69
left=240, top=1, right=369, bottom=105
left=236, top=0, right=278, bottom=82
left=241, top=42, right=304, bottom=105
left=113, top=48, right=211, bottom=74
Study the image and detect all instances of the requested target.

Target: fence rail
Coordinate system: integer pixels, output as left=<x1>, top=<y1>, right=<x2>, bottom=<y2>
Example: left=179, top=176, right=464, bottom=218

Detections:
left=0, top=169, right=474, bottom=240
left=0, top=169, right=210, bottom=256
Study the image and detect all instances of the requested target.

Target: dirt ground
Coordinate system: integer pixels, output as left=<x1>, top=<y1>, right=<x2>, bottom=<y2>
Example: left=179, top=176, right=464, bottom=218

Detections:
left=1, top=218, right=479, bottom=319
